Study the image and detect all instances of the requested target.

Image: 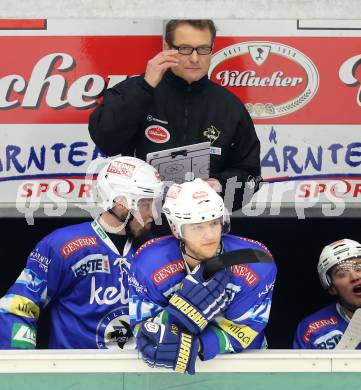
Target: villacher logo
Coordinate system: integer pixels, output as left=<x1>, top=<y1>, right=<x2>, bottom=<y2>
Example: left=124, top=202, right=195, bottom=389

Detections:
left=209, top=41, right=319, bottom=119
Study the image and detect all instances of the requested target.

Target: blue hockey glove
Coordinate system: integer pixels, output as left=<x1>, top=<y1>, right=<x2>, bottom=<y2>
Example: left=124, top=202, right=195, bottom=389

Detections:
left=166, top=264, right=230, bottom=334
left=136, top=321, right=199, bottom=375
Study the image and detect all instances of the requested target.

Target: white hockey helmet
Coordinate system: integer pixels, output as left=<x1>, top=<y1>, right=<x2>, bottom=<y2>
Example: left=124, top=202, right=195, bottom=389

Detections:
left=318, top=238, right=361, bottom=289
left=162, top=178, right=229, bottom=239
left=96, top=156, right=163, bottom=211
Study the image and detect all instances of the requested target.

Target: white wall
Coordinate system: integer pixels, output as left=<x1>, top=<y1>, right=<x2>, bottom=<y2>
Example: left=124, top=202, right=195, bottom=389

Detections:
left=1, top=0, right=361, bottom=19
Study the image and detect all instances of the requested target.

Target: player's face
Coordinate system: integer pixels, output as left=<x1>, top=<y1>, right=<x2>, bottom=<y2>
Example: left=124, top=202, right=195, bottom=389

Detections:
left=165, top=24, right=213, bottom=84
left=182, top=218, right=222, bottom=261
left=129, top=198, right=160, bottom=238
left=329, top=258, right=361, bottom=311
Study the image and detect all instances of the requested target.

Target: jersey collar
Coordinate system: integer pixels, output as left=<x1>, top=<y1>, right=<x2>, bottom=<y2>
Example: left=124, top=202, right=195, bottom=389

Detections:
left=91, top=218, right=132, bottom=257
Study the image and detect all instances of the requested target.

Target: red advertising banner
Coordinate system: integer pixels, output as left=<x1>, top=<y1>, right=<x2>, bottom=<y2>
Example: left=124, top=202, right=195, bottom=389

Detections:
left=212, top=37, right=361, bottom=124
left=0, top=20, right=360, bottom=215
left=0, top=36, right=162, bottom=124
left=0, top=36, right=360, bottom=124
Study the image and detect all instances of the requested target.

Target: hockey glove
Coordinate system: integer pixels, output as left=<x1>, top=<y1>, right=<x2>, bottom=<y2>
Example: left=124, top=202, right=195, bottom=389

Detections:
left=137, top=321, right=199, bottom=375
left=166, top=264, right=230, bottom=334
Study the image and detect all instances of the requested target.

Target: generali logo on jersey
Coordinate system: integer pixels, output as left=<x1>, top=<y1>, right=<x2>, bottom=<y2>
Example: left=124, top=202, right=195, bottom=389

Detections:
left=151, top=259, right=185, bottom=286
left=231, top=264, right=259, bottom=287
left=60, top=236, right=98, bottom=258
left=303, top=316, right=338, bottom=343
left=209, top=41, right=319, bottom=119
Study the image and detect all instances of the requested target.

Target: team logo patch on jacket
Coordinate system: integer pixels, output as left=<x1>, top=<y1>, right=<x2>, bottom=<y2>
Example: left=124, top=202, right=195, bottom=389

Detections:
left=231, top=264, right=259, bottom=287
left=303, top=316, right=339, bottom=343
left=151, top=259, right=185, bottom=286
left=145, top=125, right=170, bottom=143
left=60, top=236, right=98, bottom=258
left=203, top=125, right=220, bottom=144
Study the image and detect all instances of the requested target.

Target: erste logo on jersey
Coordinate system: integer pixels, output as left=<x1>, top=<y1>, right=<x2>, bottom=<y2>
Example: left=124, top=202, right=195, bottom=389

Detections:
left=145, top=125, right=170, bottom=143
left=151, top=259, right=185, bottom=286
left=314, top=330, right=343, bottom=349
left=107, top=161, right=135, bottom=177
left=209, top=41, right=319, bottom=119
left=231, top=264, right=259, bottom=287
left=303, top=316, right=338, bottom=343
left=71, top=254, right=110, bottom=277
left=60, top=236, right=98, bottom=258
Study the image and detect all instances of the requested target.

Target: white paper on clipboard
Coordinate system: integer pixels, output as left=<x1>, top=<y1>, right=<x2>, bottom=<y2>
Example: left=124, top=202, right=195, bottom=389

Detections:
left=146, top=142, right=211, bottom=184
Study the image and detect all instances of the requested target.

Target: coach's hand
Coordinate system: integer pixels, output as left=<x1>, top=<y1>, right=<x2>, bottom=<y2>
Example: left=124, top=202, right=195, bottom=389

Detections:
left=144, top=50, right=179, bottom=88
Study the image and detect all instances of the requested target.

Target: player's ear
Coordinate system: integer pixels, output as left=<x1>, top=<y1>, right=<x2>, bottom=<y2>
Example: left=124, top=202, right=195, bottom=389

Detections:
left=113, top=196, right=129, bottom=214
left=163, top=41, right=171, bottom=50
left=328, top=285, right=337, bottom=296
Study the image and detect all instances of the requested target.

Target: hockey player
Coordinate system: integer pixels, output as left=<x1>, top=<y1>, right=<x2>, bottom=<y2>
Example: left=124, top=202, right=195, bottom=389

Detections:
left=0, top=156, right=163, bottom=349
left=293, top=238, right=361, bottom=349
left=129, top=178, right=277, bottom=374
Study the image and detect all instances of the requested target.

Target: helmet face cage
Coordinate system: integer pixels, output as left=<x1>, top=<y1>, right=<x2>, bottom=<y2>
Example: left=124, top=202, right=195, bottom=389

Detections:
left=163, top=178, right=229, bottom=239
left=96, top=157, right=163, bottom=215
left=318, top=239, right=361, bottom=289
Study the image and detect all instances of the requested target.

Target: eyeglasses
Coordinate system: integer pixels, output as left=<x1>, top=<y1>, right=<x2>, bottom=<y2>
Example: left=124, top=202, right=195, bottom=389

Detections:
left=171, top=45, right=213, bottom=55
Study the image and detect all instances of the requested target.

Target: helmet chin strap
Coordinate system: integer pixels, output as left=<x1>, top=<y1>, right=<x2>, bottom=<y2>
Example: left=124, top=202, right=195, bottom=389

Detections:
left=180, top=241, right=202, bottom=264
left=107, top=208, right=134, bottom=235
left=180, top=241, right=222, bottom=264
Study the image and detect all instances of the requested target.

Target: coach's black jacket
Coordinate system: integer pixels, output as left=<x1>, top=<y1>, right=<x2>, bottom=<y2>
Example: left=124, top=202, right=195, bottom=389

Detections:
left=89, top=70, right=261, bottom=211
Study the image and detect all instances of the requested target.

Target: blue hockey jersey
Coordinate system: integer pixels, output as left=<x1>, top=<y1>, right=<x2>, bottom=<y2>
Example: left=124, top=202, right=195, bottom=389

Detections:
left=129, top=234, right=277, bottom=360
left=293, top=303, right=361, bottom=349
left=0, top=219, right=136, bottom=349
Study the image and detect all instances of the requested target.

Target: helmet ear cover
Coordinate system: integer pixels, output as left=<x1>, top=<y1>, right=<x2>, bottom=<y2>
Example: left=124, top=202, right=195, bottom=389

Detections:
left=318, top=238, right=361, bottom=289
left=96, top=156, right=163, bottom=212
left=162, top=178, right=230, bottom=240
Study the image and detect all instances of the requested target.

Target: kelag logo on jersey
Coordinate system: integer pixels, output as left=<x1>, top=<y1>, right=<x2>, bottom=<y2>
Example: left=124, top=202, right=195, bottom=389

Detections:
left=209, top=41, right=319, bottom=119
left=71, top=254, right=110, bottom=277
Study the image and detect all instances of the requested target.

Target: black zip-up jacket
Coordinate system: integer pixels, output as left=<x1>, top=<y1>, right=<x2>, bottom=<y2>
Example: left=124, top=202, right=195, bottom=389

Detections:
left=89, top=70, right=261, bottom=211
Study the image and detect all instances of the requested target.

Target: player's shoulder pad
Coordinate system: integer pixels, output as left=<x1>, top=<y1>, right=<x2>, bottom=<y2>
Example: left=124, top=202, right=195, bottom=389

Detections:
left=298, top=304, right=340, bottom=342
left=134, top=235, right=175, bottom=258
left=223, top=234, right=274, bottom=259
left=300, top=304, right=339, bottom=327
left=42, top=221, right=97, bottom=259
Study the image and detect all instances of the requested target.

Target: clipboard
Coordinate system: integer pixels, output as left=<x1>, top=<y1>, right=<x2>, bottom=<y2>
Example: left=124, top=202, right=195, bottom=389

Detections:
left=146, top=142, right=211, bottom=184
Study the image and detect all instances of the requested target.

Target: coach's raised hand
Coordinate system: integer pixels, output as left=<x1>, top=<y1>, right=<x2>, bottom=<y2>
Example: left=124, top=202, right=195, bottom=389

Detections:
left=144, top=49, right=179, bottom=88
